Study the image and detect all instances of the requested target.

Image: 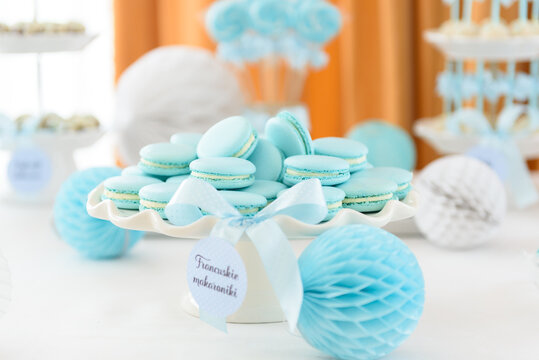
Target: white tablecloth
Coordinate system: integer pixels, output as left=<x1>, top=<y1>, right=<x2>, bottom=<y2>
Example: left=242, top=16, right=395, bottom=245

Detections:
left=0, top=189, right=538, bottom=359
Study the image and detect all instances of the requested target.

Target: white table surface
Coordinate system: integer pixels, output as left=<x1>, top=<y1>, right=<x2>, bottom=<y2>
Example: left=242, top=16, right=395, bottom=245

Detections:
left=0, top=182, right=538, bottom=359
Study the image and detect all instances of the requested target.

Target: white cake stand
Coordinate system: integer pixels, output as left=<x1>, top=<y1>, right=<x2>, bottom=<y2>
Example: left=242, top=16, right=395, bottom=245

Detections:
left=87, top=183, right=418, bottom=324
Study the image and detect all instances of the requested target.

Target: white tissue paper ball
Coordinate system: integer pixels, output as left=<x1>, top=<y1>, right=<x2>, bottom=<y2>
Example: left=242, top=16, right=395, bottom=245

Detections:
left=0, top=250, right=11, bottom=318
left=115, top=46, right=246, bottom=165
left=415, top=155, right=507, bottom=249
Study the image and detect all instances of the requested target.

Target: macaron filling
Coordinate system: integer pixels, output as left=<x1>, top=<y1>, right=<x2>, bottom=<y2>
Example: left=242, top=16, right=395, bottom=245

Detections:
left=343, top=192, right=394, bottom=204
left=191, top=171, right=253, bottom=181
left=140, top=158, right=189, bottom=170
left=103, top=189, right=139, bottom=201
left=345, top=154, right=367, bottom=166
left=285, top=167, right=349, bottom=179
left=233, top=132, right=257, bottom=158
left=139, top=199, right=167, bottom=210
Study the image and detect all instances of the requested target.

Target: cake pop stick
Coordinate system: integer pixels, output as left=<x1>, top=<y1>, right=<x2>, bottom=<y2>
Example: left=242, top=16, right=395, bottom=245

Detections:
left=519, top=0, right=528, bottom=21
left=492, top=0, right=501, bottom=23
left=505, top=61, right=516, bottom=107
left=464, top=0, right=474, bottom=22
left=477, top=60, right=485, bottom=113
left=456, top=60, right=464, bottom=110
left=530, top=60, right=538, bottom=108
left=533, top=0, right=539, bottom=19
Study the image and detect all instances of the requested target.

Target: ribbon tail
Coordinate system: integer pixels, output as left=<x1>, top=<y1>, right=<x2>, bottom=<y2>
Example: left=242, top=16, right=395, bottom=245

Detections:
left=199, top=309, right=227, bottom=333
left=246, top=221, right=303, bottom=332
left=500, top=139, right=539, bottom=208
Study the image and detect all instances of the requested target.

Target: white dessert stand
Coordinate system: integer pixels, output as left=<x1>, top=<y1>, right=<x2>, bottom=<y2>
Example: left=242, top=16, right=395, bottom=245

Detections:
left=0, top=33, right=98, bottom=53
left=87, top=183, right=418, bottom=324
left=424, top=30, right=539, bottom=61
left=414, top=118, right=539, bottom=159
left=0, top=130, right=103, bottom=204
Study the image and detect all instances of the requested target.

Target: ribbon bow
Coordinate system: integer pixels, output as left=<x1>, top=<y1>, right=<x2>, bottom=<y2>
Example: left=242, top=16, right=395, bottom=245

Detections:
left=165, top=178, right=327, bottom=331
left=448, top=106, right=539, bottom=208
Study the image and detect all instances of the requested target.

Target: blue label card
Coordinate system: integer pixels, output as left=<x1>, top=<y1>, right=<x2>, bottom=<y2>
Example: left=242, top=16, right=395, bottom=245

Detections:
left=7, top=147, right=52, bottom=194
left=467, top=145, right=509, bottom=181
left=187, top=236, right=247, bottom=320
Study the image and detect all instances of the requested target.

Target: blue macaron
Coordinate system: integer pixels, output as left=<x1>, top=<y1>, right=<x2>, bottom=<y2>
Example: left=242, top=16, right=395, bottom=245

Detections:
left=218, top=191, right=267, bottom=217
left=170, top=132, right=203, bottom=149
left=166, top=175, right=191, bottom=184
left=247, top=138, right=285, bottom=181
left=337, top=177, right=397, bottom=213
left=265, top=111, right=314, bottom=157
left=138, top=143, right=196, bottom=176
left=352, top=167, right=413, bottom=200
left=139, top=182, right=180, bottom=219
left=283, top=155, right=350, bottom=186
left=240, top=180, right=288, bottom=203
left=313, top=137, right=369, bottom=173
left=347, top=120, right=416, bottom=171
left=190, top=157, right=256, bottom=189
left=102, top=175, right=162, bottom=210
left=197, top=116, right=258, bottom=159
left=321, top=186, right=345, bottom=221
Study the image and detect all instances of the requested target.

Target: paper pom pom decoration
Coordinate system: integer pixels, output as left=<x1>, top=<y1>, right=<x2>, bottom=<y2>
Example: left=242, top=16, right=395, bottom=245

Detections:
left=347, top=120, right=416, bottom=171
left=54, top=167, right=144, bottom=259
left=115, top=46, right=245, bottom=165
left=298, top=225, right=425, bottom=360
left=0, top=250, right=11, bottom=319
left=415, top=155, right=507, bottom=249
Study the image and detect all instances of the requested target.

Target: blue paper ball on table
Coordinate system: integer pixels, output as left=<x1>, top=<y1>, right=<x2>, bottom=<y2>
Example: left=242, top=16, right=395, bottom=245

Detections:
left=347, top=120, right=416, bottom=171
left=54, top=167, right=144, bottom=259
left=297, top=225, right=424, bottom=360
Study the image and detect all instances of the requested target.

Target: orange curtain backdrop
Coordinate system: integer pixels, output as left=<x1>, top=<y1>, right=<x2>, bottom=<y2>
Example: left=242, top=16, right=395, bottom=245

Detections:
left=113, top=0, right=537, bottom=169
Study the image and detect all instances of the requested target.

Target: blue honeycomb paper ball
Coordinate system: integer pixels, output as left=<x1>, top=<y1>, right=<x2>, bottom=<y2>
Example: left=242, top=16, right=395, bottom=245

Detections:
left=54, top=167, right=144, bottom=259
left=298, top=225, right=424, bottom=360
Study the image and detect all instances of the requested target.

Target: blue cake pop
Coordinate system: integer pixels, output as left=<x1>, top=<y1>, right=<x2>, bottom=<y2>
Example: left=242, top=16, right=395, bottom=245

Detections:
left=205, top=0, right=249, bottom=42
left=347, top=120, right=416, bottom=171
left=298, top=225, right=425, bottom=360
left=54, top=167, right=144, bottom=259
left=294, top=0, right=342, bottom=44
left=248, top=0, right=292, bottom=36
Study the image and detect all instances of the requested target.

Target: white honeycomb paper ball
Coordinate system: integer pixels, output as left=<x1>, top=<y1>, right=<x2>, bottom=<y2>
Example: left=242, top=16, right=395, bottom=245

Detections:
left=115, top=46, right=246, bottom=165
left=415, top=155, right=507, bottom=249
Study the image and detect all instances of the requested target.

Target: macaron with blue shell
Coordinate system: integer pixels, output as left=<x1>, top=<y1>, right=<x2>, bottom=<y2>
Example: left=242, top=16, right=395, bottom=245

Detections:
left=352, top=167, right=412, bottom=200
left=337, top=177, right=397, bottom=213
left=197, top=116, right=258, bottom=159
left=313, top=137, right=369, bottom=173
left=247, top=138, right=284, bottom=181
left=203, top=191, right=267, bottom=217
left=283, top=155, right=350, bottom=186
left=321, top=186, right=345, bottom=221
left=265, top=111, right=314, bottom=157
left=347, top=120, right=416, bottom=171
left=190, top=157, right=256, bottom=189
left=139, top=182, right=180, bottom=219
left=101, top=175, right=162, bottom=210
left=170, top=132, right=203, bottom=149
left=166, top=174, right=191, bottom=184
left=138, top=142, right=196, bottom=176
left=122, top=165, right=168, bottom=181
left=240, top=180, right=287, bottom=204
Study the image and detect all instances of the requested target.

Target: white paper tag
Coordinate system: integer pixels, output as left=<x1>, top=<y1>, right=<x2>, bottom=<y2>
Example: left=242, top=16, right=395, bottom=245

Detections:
left=187, top=237, right=247, bottom=318
left=7, top=147, right=51, bottom=194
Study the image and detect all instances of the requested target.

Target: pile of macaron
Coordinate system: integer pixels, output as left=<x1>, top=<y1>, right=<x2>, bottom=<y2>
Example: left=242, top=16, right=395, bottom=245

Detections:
left=100, top=111, right=413, bottom=222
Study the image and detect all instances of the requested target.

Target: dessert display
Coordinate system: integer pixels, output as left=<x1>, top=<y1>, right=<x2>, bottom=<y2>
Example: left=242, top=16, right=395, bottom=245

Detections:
left=90, top=111, right=416, bottom=226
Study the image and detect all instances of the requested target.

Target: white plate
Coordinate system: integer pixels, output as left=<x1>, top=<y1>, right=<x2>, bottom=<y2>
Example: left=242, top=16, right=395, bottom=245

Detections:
left=424, top=30, right=539, bottom=61
left=86, top=183, right=419, bottom=240
left=414, top=117, right=539, bottom=159
left=0, top=33, right=97, bottom=53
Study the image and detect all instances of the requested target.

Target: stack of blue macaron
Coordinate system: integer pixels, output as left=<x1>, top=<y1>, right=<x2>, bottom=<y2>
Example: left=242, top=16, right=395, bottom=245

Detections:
left=100, top=112, right=413, bottom=222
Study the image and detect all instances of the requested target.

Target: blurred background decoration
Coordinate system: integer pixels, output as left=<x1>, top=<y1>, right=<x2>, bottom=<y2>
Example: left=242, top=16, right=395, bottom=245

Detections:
left=113, top=0, right=539, bottom=170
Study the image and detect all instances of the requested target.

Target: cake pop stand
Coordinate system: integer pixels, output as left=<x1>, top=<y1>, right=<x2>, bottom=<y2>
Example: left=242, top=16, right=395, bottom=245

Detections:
left=87, top=184, right=418, bottom=324
left=414, top=117, right=539, bottom=159
left=424, top=30, right=539, bottom=61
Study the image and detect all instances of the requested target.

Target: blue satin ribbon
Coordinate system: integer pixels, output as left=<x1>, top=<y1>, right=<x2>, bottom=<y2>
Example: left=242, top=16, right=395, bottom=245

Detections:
left=165, top=178, right=327, bottom=332
left=448, top=106, right=539, bottom=208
